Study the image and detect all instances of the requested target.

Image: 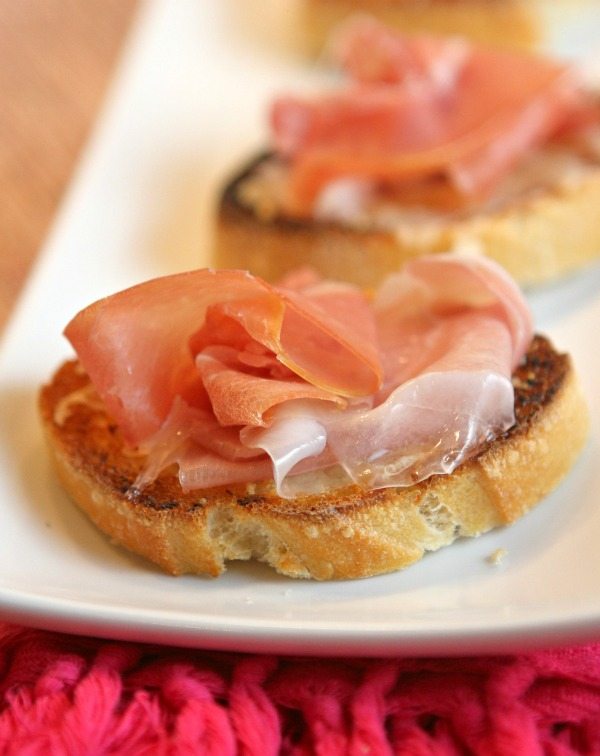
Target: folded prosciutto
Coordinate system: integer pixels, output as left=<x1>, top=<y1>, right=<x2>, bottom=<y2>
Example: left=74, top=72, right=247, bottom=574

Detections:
left=271, top=16, right=599, bottom=215
left=64, top=254, right=533, bottom=497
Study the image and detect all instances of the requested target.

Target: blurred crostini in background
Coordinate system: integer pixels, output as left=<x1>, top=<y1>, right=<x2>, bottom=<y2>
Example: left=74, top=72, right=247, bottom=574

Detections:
left=303, top=0, right=598, bottom=56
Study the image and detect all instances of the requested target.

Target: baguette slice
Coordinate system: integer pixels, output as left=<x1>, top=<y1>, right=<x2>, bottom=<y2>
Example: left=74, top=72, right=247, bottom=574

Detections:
left=39, top=335, right=588, bottom=580
left=215, top=151, right=600, bottom=289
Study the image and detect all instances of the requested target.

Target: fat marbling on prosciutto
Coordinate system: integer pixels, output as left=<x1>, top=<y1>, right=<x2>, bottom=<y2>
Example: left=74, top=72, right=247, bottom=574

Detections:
left=64, top=254, right=533, bottom=498
left=271, top=16, right=600, bottom=215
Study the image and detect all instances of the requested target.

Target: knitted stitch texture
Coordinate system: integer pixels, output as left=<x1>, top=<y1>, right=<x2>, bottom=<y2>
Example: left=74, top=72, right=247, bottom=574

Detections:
left=1, top=624, right=600, bottom=755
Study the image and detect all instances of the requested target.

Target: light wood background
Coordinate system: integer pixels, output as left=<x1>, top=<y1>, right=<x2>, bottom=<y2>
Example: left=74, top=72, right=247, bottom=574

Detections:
left=0, top=0, right=139, bottom=332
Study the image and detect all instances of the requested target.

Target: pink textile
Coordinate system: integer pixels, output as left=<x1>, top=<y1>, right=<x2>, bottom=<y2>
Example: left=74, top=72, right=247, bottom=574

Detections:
left=1, top=625, right=600, bottom=754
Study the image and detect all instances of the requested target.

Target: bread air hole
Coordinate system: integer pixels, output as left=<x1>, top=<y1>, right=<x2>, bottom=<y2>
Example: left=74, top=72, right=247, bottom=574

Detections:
left=208, top=507, right=271, bottom=561
left=418, top=493, right=458, bottom=538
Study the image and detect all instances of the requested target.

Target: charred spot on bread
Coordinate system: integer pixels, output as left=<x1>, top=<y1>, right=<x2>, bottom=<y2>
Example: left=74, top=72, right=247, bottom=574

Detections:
left=511, top=336, right=567, bottom=428
left=221, top=151, right=361, bottom=232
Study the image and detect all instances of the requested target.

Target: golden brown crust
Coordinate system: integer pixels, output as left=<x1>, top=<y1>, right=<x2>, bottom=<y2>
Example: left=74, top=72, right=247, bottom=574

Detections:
left=215, top=153, right=600, bottom=289
left=39, top=336, right=589, bottom=580
left=302, top=0, right=540, bottom=55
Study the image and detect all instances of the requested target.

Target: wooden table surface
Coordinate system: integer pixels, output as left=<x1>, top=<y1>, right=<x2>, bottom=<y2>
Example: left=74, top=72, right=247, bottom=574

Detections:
left=0, top=0, right=139, bottom=333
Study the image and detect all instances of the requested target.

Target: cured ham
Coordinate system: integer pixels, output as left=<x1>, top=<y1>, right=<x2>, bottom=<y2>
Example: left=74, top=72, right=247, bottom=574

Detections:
left=330, top=18, right=470, bottom=88
left=195, top=349, right=344, bottom=427
left=244, top=255, right=532, bottom=495
left=65, top=269, right=381, bottom=444
left=270, top=17, right=598, bottom=214
left=65, top=254, right=533, bottom=497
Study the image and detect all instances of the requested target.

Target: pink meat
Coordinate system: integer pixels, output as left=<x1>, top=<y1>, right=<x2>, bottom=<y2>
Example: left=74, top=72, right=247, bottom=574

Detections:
left=65, top=270, right=381, bottom=445
left=65, top=255, right=533, bottom=496
left=270, top=17, right=595, bottom=214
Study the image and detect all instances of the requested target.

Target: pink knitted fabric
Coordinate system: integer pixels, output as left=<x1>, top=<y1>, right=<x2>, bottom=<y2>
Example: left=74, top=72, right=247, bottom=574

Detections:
left=1, top=624, right=600, bottom=755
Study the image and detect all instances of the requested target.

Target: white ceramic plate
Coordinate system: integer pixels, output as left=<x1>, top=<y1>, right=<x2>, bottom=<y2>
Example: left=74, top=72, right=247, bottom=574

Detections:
left=1, top=0, right=599, bottom=657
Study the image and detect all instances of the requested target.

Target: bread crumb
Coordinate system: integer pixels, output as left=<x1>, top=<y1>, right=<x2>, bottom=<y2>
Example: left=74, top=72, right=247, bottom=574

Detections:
left=487, top=548, right=508, bottom=566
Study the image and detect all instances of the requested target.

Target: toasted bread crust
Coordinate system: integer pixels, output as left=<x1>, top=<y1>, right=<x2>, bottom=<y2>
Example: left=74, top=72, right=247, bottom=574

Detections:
left=215, top=153, right=600, bottom=288
left=39, top=336, right=588, bottom=579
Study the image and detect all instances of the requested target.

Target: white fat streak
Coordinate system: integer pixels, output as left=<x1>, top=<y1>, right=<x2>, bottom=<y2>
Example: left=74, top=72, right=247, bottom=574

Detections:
left=243, top=409, right=327, bottom=493
left=324, top=370, right=515, bottom=490
left=234, top=367, right=514, bottom=497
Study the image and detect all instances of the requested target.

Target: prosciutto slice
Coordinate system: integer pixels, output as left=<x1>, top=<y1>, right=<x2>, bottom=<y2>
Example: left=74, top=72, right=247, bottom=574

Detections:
left=271, top=17, right=597, bottom=214
left=65, top=254, right=533, bottom=497
left=65, top=269, right=381, bottom=444
left=243, top=255, right=532, bottom=496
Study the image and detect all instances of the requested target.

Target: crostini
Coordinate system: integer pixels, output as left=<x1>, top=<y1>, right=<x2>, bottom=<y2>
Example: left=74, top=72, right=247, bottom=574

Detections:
left=40, top=255, right=589, bottom=579
left=303, top=0, right=541, bottom=54
left=216, top=18, right=600, bottom=288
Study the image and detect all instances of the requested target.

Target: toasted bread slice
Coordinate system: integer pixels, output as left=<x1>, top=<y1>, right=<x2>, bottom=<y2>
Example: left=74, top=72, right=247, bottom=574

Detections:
left=215, top=150, right=600, bottom=289
left=39, top=336, right=588, bottom=580
left=303, top=0, right=540, bottom=55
